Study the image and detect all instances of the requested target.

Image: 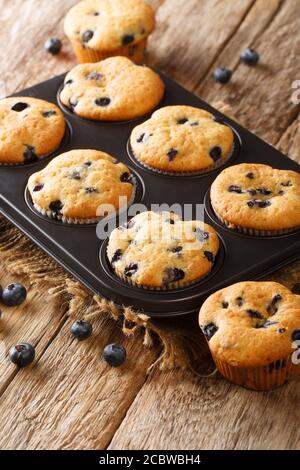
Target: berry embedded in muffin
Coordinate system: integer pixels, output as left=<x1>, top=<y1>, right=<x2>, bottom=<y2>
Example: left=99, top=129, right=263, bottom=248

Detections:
left=199, top=281, right=300, bottom=390
left=107, top=211, right=220, bottom=289
left=60, top=57, right=164, bottom=121
left=130, top=105, right=234, bottom=174
left=210, top=163, right=300, bottom=234
left=0, top=97, right=65, bottom=164
left=27, top=149, right=135, bottom=223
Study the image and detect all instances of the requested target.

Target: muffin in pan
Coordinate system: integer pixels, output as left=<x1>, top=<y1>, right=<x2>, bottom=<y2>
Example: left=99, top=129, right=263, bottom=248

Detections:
left=64, top=0, right=155, bottom=64
left=27, top=149, right=135, bottom=224
left=107, top=211, right=220, bottom=289
left=59, top=56, right=164, bottom=121
left=199, top=281, right=300, bottom=390
left=0, top=97, right=65, bottom=165
left=129, top=106, right=234, bottom=174
left=210, top=163, right=300, bottom=235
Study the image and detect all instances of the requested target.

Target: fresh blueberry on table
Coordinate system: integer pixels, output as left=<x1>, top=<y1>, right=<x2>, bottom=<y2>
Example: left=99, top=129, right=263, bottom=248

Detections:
left=102, top=343, right=127, bottom=367
left=9, top=343, right=35, bottom=367
left=240, top=48, right=260, bottom=66
left=44, top=38, right=62, bottom=55
left=2, top=283, right=27, bottom=306
left=70, top=320, right=93, bottom=341
left=213, top=67, right=232, bottom=84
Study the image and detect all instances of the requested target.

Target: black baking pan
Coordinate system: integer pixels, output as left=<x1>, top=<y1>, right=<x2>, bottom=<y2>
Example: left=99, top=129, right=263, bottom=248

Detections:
left=0, top=73, right=299, bottom=318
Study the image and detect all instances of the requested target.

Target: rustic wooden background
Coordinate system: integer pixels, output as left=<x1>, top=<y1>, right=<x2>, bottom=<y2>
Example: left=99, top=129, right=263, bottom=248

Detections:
left=0, top=0, right=300, bottom=450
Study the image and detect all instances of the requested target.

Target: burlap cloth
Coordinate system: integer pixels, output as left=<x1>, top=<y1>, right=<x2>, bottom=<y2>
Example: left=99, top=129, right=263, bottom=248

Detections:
left=1, top=102, right=299, bottom=372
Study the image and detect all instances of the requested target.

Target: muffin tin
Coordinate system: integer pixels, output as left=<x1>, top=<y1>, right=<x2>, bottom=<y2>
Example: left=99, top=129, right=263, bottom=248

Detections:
left=0, top=73, right=300, bottom=318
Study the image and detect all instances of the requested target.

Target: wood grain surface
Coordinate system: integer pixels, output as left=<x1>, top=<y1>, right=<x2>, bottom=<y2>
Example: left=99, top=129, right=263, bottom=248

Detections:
left=0, top=0, right=299, bottom=450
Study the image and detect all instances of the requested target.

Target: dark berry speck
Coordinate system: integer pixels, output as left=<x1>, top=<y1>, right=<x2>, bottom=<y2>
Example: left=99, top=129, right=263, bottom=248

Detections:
left=246, top=172, right=255, bottom=179
left=111, top=249, right=122, bottom=265
left=124, top=263, right=138, bottom=277
left=228, top=185, right=243, bottom=194
left=247, top=309, right=264, bottom=319
left=70, top=320, right=92, bottom=341
left=278, top=328, right=286, bottom=334
left=9, top=343, right=35, bottom=367
left=209, top=146, right=222, bottom=161
left=222, top=301, right=229, bottom=308
left=85, top=187, right=98, bottom=193
left=201, top=323, right=218, bottom=341
left=137, top=133, right=145, bottom=143
left=177, top=118, right=188, bottom=125
left=44, top=38, right=62, bottom=55
left=204, top=251, right=214, bottom=263
left=2, top=283, right=27, bottom=306
left=163, top=267, right=185, bottom=284
left=236, top=297, right=243, bottom=307
left=213, top=68, right=232, bottom=84
left=33, top=184, right=44, bottom=192
left=95, top=97, right=111, bottom=107
left=42, top=110, right=57, bottom=118
left=49, top=200, right=63, bottom=214
left=122, top=34, right=135, bottom=46
left=23, top=145, right=38, bottom=163
left=11, top=102, right=29, bottom=112
left=82, top=30, right=94, bottom=43
left=167, top=148, right=178, bottom=162
left=120, top=172, right=133, bottom=184
left=103, top=343, right=126, bottom=367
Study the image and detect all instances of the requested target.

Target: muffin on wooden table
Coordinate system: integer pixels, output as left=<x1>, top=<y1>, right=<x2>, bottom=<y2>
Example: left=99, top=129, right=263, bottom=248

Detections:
left=64, top=0, right=155, bottom=64
left=199, top=281, right=300, bottom=390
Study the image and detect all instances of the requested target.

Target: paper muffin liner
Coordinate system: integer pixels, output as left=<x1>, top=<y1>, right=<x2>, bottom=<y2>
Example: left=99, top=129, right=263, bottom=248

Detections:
left=29, top=176, right=137, bottom=226
left=212, top=352, right=300, bottom=391
left=70, top=38, right=148, bottom=65
left=129, top=142, right=235, bottom=177
left=212, top=207, right=300, bottom=237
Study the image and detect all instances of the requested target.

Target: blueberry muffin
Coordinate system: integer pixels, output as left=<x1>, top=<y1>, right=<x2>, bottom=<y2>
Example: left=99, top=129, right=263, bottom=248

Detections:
left=130, top=106, right=234, bottom=174
left=28, top=149, right=135, bottom=223
left=60, top=57, right=164, bottom=121
left=107, top=211, right=220, bottom=289
left=199, top=281, right=300, bottom=390
left=64, top=0, right=155, bottom=64
left=210, top=163, right=300, bottom=235
left=0, top=97, right=65, bottom=165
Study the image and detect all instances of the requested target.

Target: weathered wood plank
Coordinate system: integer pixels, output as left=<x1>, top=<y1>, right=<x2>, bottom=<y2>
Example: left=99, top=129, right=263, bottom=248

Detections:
left=198, top=0, right=300, bottom=145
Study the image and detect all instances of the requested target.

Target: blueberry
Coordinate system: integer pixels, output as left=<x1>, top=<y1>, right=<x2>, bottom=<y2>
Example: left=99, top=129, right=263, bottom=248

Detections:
left=167, top=148, right=178, bottom=162
left=228, top=185, right=243, bottom=194
left=33, top=184, right=44, bottom=192
left=136, top=133, right=145, bottom=143
left=190, top=121, right=199, bottom=126
left=256, top=187, right=272, bottom=196
left=42, top=110, right=57, bottom=118
left=281, top=181, right=292, bottom=187
left=213, top=68, right=232, bottom=84
left=204, top=251, right=214, bottom=263
left=102, top=343, right=127, bottom=367
left=195, top=228, right=209, bottom=242
left=82, top=30, right=94, bottom=43
left=65, top=79, right=73, bottom=86
left=278, top=190, right=284, bottom=196
left=49, top=200, right=63, bottom=214
left=69, top=171, right=81, bottom=180
left=248, top=189, right=257, bottom=196
left=247, top=309, right=264, bottom=319
left=122, top=34, right=135, bottom=46
left=44, top=38, right=62, bottom=55
left=267, top=294, right=282, bottom=315
left=11, top=102, right=29, bottom=112
left=85, top=187, right=98, bottom=193
left=278, top=328, right=286, bottom=334
left=209, top=146, right=222, bottom=161
left=86, top=72, right=103, bottom=81
left=124, top=263, right=138, bottom=277
left=222, top=301, right=229, bottom=308
left=95, top=97, right=111, bottom=107
left=246, top=172, right=255, bottom=179
left=236, top=297, right=243, bottom=307
left=70, top=320, right=92, bottom=341
left=111, top=249, right=122, bottom=265
left=170, top=246, right=183, bottom=253
left=163, top=267, right=185, bottom=284
left=240, top=48, right=259, bottom=66
left=201, top=323, right=218, bottom=341
left=9, top=343, right=35, bottom=367
left=247, top=200, right=271, bottom=208
left=23, top=145, right=38, bottom=163
left=84, top=161, right=92, bottom=167
left=177, top=118, right=188, bottom=124
left=120, top=172, right=133, bottom=184
left=2, top=283, right=27, bottom=306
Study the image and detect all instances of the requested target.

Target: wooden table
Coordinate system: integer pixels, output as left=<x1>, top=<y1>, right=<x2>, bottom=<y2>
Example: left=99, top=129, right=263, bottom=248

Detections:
left=0, top=0, right=300, bottom=450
